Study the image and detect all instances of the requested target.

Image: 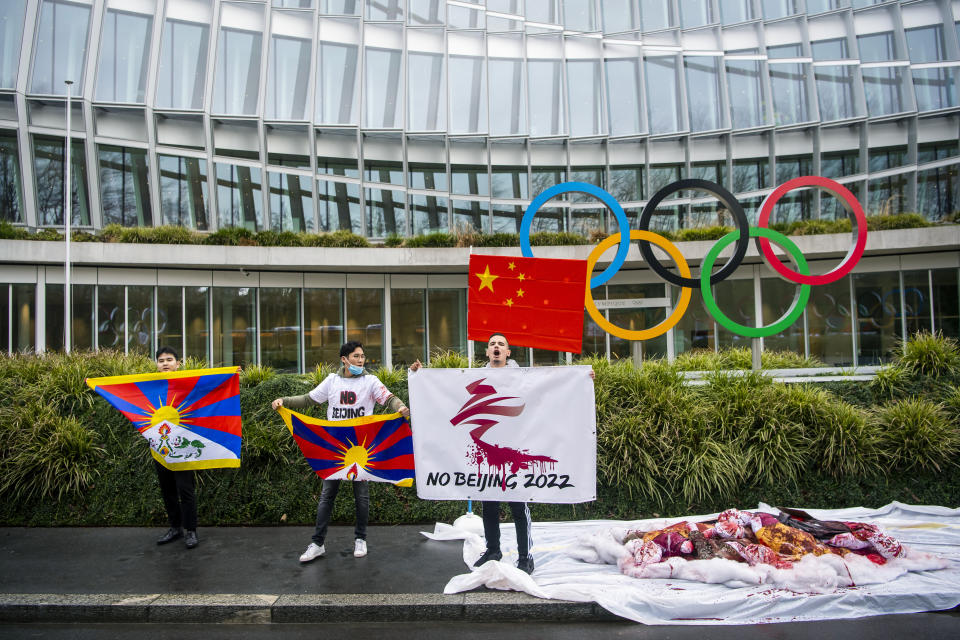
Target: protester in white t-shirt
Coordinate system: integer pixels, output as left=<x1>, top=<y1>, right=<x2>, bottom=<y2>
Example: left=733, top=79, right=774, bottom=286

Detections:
left=271, top=341, right=409, bottom=563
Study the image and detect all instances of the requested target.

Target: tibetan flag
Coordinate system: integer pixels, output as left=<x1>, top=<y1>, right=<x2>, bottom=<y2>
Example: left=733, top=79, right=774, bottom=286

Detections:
left=86, top=367, right=241, bottom=471
left=278, top=407, right=414, bottom=487
left=468, top=253, right=588, bottom=353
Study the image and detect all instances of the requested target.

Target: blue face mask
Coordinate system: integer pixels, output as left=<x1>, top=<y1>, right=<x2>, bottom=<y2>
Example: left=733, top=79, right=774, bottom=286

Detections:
left=348, top=363, right=364, bottom=376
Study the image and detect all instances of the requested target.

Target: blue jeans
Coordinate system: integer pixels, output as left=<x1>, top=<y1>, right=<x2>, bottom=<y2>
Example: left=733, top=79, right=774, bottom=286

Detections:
left=312, top=479, right=369, bottom=545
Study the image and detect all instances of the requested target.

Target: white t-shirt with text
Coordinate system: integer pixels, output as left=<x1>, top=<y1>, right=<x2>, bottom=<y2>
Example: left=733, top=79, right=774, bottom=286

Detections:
left=308, top=373, right=393, bottom=421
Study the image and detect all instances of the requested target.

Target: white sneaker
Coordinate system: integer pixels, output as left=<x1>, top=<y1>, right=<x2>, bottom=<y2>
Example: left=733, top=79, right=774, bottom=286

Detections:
left=299, top=542, right=325, bottom=563
left=354, top=539, right=367, bottom=558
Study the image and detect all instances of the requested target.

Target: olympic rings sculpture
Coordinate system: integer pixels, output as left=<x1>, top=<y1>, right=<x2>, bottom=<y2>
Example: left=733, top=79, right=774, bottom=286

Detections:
left=519, top=176, right=868, bottom=341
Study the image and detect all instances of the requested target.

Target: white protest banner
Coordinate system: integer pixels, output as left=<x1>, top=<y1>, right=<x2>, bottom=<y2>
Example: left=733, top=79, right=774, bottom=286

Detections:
left=408, top=366, right=596, bottom=503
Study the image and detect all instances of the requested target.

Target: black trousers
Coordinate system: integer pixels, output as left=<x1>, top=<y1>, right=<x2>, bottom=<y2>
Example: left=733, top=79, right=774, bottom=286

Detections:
left=312, top=480, right=369, bottom=545
left=480, top=501, right=532, bottom=558
left=154, top=460, right=197, bottom=531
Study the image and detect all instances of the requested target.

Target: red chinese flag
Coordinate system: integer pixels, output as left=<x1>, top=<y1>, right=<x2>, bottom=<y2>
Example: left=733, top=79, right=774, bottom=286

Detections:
left=468, top=254, right=587, bottom=353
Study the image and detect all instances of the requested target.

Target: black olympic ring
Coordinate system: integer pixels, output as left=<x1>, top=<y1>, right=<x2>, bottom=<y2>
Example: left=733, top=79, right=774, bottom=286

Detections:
left=636, top=179, right=750, bottom=289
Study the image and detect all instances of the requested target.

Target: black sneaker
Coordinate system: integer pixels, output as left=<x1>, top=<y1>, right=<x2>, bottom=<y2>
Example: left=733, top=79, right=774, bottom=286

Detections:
left=184, top=530, right=199, bottom=549
left=517, top=555, right=535, bottom=574
left=156, top=527, right=182, bottom=545
left=473, top=549, right=503, bottom=568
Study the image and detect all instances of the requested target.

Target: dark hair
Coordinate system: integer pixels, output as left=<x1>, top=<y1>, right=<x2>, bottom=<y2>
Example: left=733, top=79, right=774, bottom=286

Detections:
left=156, top=346, right=180, bottom=361
left=339, top=341, right=364, bottom=358
left=487, top=333, right=509, bottom=347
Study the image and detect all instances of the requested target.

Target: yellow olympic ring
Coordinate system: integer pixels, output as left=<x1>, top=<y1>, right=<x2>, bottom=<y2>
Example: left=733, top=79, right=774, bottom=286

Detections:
left=585, top=231, right=692, bottom=341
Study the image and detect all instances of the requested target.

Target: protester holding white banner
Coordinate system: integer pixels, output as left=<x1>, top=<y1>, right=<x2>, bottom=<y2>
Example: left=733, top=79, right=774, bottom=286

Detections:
left=409, top=333, right=596, bottom=575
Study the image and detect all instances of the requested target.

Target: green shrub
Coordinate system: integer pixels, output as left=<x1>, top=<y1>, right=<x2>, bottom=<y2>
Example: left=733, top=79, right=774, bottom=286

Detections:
left=240, top=364, right=277, bottom=387
left=404, top=232, right=456, bottom=248
left=203, top=227, right=257, bottom=246
left=0, top=221, right=30, bottom=240
left=867, top=213, right=931, bottom=231
left=761, top=350, right=825, bottom=369
left=303, top=363, right=336, bottom=387
left=318, top=229, right=370, bottom=248
left=427, top=349, right=470, bottom=369
left=476, top=233, right=520, bottom=247
left=871, top=365, right=910, bottom=400
left=255, top=230, right=304, bottom=247
left=898, top=331, right=960, bottom=378
left=383, top=233, right=404, bottom=248
left=673, top=226, right=734, bottom=242
left=874, top=399, right=959, bottom=472
left=34, top=228, right=63, bottom=241
left=529, top=231, right=590, bottom=246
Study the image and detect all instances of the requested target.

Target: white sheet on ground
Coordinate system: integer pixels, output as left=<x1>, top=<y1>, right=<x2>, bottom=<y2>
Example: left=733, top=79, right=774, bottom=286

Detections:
left=421, top=502, right=960, bottom=625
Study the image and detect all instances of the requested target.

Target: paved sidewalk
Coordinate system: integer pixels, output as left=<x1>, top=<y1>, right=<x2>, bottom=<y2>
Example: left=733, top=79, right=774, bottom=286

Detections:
left=0, top=526, right=611, bottom=623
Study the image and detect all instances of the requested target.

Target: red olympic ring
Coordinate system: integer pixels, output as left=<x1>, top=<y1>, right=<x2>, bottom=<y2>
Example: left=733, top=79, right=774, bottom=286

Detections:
left=756, top=176, right=867, bottom=286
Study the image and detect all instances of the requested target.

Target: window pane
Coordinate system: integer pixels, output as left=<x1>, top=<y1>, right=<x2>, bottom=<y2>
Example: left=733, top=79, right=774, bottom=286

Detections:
left=97, top=284, right=124, bottom=351
left=45, top=283, right=64, bottom=352
left=12, top=283, right=35, bottom=352
left=185, top=286, right=209, bottom=362
left=529, top=59, right=564, bottom=136
left=862, top=67, right=907, bottom=116
left=605, top=57, right=643, bottom=136
left=99, top=145, right=152, bottom=227
left=491, top=167, right=526, bottom=199
left=451, top=165, right=489, bottom=196
left=32, top=137, right=90, bottom=227
left=565, top=0, right=597, bottom=31
left=366, top=188, right=406, bottom=236
left=857, top=31, right=897, bottom=63
left=531, top=166, right=565, bottom=198
left=821, top=150, right=859, bottom=179
left=318, top=41, right=360, bottom=124
left=216, top=163, right=262, bottom=230
left=609, top=166, right=643, bottom=201
left=714, top=279, right=755, bottom=350
left=645, top=56, right=681, bottom=134
left=213, top=287, right=256, bottom=367
left=761, top=276, right=804, bottom=354
left=346, top=288, right=383, bottom=367
left=933, top=268, right=960, bottom=339
left=428, top=289, right=466, bottom=356
left=855, top=271, right=901, bottom=365
left=267, top=35, right=311, bottom=120
left=815, top=65, right=858, bottom=121
left=0, top=130, right=23, bottom=223
left=318, top=179, right=361, bottom=232
left=567, top=60, right=603, bottom=137
left=726, top=59, right=767, bottom=129
left=452, top=198, right=486, bottom=233
left=679, top=0, right=712, bottom=29
left=408, top=52, right=446, bottom=131
left=720, top=0, right=753, bottom=23
left=157, top=19, right=209, bottom=110
left=902, top=270, right=932, bottom=337
left=157, top=286, right=183, bottom=358
left=639, top=0, right=672, bottom=31
left=733, top=158, right=768, bottom=193
left=492, top=203, right=523, bottom=232
left=450, top=55, right=487, bottom=133
left=912, top=68, right=957, bottom=112
left=769, top=62, right=810, bottom=125
left=409, top=0, right=443, bottom=25
left=391, top=288, right=424, bottom=367
left=159, top=154, right=209, bottom=230
left=49, top=283, right=94, bottom=352
left=762, top=0, right=798, bottom=20
left=867, top=174, right=908, bottom=215
left=0, top=0, right=26, bottom=88
left=649, top=163, right=682, bottom=195
left=127, top=285, right=153, bottom=355
left=268, top=172, right=313, bottom=232
left=685, top=56, right=722, bottom=132
left=409, top=163, right=448, bottom=192
left=326, top=0, right=361, bottom=15
left=410, top=193, right=449, bottom=234
left=917, top=166, right=959, bottom=221
left=213, top=28, right=262, bottom=115
left=601, top=0, right=637, bottom=33
left=672, top=288, right=714, bottom=354
left=527, top=0, right=558, bottom=23
left=807, top=276, right=853, bottom=366
left=905, top=25, right=946, bottom=63
left=490, top=58, right=526, bottom=136
left=364, top=46, right=402, bottom=128
left=608, top=283, right=667, bottom=361
left=96, top=10, right=152, bottom=103
left=367, top=0, right=403, bottom=20
left=260, top=287, right=301, bottom=373
left=304, top=288, right=343, bottom=367
left=812, top=38, right=848, bottom=61
left=570, top=207, right=603, bottom=237
left=31, top=0, right=90, bottom=95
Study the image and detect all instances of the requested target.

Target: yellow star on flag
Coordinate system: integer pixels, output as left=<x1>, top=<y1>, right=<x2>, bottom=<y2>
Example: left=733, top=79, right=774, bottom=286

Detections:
left=518, top=273, right=526, bottom=282
left=504, top=298, right=514, bottom=307
left=516, top=288, right=525, bottom=298
left=508, top=262, right=516, bottom=271
left=475, top=265, right=499, bottom=292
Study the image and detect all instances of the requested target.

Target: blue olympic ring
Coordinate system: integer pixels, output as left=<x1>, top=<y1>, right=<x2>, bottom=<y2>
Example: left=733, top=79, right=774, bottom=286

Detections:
left=519, top=182, right=631, bottom=289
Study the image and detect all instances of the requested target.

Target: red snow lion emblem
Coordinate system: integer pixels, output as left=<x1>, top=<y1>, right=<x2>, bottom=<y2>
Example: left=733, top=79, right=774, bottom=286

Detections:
left=450, top=378, right=557, bottom=489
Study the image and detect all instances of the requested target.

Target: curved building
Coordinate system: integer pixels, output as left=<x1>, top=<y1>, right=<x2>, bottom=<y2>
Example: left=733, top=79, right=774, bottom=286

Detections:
left=1, top=0, right=958, bottom=370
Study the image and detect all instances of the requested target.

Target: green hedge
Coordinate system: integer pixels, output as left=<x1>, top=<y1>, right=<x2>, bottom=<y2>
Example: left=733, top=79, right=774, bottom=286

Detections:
left=1, top=334, right=958, bottom=526
left=1, top=214, right=950, bottom=250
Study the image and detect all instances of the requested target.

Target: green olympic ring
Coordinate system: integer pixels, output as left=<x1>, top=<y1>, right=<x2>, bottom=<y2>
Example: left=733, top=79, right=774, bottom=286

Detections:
left=700, top=227, right=811, bottom=338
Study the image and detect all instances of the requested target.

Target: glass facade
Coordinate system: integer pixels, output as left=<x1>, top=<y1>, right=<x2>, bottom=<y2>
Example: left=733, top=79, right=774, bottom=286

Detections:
left=1, top=1, right=959, bottom=369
